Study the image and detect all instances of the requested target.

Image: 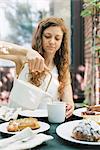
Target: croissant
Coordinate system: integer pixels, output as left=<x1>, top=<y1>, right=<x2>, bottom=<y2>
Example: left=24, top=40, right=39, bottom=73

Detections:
left=7, top=117, right=40, bottom=132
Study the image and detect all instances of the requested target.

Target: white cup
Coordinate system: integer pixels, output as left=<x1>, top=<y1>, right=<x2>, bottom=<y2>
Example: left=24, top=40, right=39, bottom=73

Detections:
left=47, top=101, right=66, bottom=123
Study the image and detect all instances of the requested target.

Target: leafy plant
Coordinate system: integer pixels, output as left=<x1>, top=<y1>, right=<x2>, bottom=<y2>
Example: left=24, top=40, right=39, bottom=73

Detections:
left=81, top=0, right=100, bottom=17
left=80, top=0, right=100, bottom=105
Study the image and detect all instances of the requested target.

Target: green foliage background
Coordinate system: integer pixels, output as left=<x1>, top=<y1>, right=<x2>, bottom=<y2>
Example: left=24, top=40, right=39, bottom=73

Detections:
left=4, top=2, right=48, bottom=45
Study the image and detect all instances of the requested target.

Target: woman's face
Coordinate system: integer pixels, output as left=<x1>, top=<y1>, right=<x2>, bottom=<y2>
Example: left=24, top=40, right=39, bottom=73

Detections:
left=42, top=26, right=63, bottom=55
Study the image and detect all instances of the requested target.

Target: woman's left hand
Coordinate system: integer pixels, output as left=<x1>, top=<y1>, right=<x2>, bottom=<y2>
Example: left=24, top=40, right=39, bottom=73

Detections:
left=66, top=104, right=74, bottom=118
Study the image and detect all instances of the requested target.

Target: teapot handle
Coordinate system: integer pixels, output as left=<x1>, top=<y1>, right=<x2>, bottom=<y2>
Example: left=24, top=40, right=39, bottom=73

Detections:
left=17, top=61, right=52, bottom=92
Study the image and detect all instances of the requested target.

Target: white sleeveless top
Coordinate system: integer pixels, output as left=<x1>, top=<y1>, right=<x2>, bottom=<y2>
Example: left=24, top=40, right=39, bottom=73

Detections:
left=18, top=64, right=60, bottom=101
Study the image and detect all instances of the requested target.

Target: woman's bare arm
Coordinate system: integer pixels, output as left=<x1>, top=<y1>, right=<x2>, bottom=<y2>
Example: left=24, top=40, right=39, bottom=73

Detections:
left=61, top=71, right=74, bottom=118
left=0, top=41, right=48, bottom=72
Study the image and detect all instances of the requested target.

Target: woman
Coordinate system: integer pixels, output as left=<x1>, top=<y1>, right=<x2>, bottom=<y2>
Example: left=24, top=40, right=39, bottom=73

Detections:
left=19, top=17, right=74, bottom=118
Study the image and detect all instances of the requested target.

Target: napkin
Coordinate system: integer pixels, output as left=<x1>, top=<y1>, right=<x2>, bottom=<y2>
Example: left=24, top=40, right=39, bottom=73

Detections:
left=0, top=127, right=53, bottom=150
left=0, top=106, right=21, bottom=121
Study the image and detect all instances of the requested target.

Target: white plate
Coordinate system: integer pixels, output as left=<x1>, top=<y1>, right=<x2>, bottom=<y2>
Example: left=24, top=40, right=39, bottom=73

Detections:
left=73, top=107, right=87, bottom=117
left=0, top=121, right=50, bottom=135
left=19, top=109, right=48, bottom=118
left=73, top=107, right=100, bottom=118
left=56, top=120, right=100, bottom=145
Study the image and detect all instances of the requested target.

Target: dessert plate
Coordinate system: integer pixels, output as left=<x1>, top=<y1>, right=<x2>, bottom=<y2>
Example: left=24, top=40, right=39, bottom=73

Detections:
left=73, top=107, right=100, bottom=117
left=56, top=120, right=100, bottom=145
left=73, top=107, right=87, bottom=117
left=0, top=121, right=50, bottom=135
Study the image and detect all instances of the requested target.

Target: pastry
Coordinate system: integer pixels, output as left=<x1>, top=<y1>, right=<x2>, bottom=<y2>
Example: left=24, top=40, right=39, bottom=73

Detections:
left=7, top=117, right=40, bottom=132
left=82, top=115, right=100, bottom=125
left=87, top=105, right=100, bottom=112
left=81, top=105, right=100, bottom=124
left=81, top=110, right=95, bottom=116
left=72, top=119, right=100, bottom=142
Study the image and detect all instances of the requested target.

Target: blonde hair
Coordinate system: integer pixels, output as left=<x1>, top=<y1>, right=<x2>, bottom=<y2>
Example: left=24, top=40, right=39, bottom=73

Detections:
left=29, top=17, right=71, bottom=99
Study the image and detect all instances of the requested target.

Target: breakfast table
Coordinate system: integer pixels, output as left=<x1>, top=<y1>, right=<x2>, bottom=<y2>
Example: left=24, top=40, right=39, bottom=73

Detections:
left=0, top=114, right=100, bottom=150
left=33, top=116, right=100, bottom=150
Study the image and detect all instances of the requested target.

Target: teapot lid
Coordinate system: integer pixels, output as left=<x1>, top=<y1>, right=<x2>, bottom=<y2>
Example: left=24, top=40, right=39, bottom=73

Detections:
left=0, top=58, right=16, bottom=67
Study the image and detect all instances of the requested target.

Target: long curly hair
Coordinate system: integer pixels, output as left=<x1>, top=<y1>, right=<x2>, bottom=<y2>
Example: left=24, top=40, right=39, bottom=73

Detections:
left=29, top=17, right=71, bottom=99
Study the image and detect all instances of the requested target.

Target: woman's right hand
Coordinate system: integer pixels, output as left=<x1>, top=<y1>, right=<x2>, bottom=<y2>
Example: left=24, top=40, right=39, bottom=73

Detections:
left=26, top=50, right=49, bottom=73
